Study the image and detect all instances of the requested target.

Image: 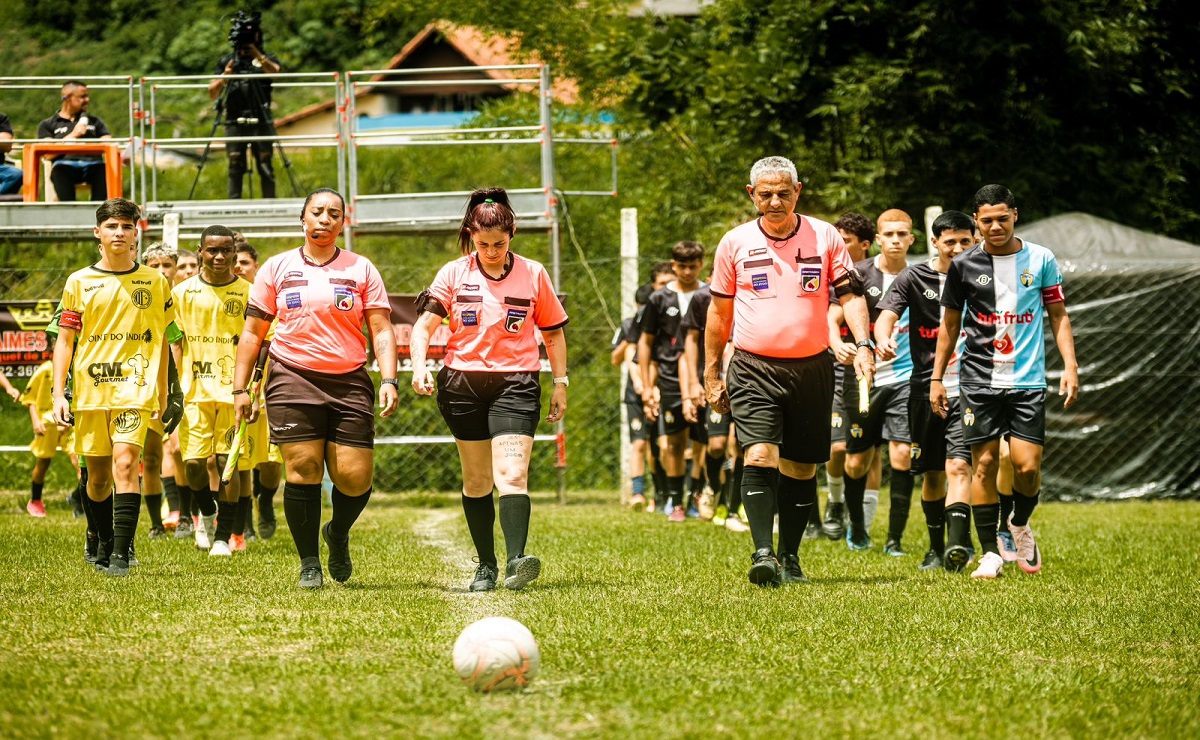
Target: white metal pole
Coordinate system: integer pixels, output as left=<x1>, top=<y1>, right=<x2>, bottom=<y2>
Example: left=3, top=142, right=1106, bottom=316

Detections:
left=619, top=207, right=639, bottom=503
left=924, top=205, right=943, bottom=249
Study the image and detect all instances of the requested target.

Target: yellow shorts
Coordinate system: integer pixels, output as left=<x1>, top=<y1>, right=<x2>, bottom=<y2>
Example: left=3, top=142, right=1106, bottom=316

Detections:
left=30, top=411, right=74, bottom=459
left=73, top=408, right=153, bottom=457
left=179, top=401, right=237, bottom=461
left=241, top=410, right=282, bottom=470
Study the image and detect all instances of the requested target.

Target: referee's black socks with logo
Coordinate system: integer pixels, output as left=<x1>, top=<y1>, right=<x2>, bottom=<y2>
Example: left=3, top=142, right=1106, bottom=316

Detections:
left=886, top=469, right=914, bottom=544
left=284, top=482, right=323, bottom=560
left=498, top=494, right=531, bottom=563
left=462, top=492, right=497, bottom=567
left=329, top=486, right=371, bottom=539
left=776, top=475, right=817, bottom=557
left=740, top=465, right=779, bottom=553
left=112, top=492, right=140, bottom=563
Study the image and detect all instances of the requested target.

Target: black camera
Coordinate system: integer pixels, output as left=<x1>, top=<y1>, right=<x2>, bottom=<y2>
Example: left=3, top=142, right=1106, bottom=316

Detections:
left=228, top=10, right=262, bottom=49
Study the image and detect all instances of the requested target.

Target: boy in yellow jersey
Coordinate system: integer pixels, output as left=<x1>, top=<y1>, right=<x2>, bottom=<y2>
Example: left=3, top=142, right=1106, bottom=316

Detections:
left=170, top=225, right=250, bottom=556
left=21, top=360, right=81, bottom=517
left=143, top=242, right=185, bottom=531
left=52, top=198, right=174, bottom=577
left=233, top=239, right=281, bottom=539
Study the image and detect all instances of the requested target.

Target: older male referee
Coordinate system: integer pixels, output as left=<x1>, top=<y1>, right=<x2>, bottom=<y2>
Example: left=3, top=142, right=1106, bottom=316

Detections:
left=704, top=156, right=874, bottom=586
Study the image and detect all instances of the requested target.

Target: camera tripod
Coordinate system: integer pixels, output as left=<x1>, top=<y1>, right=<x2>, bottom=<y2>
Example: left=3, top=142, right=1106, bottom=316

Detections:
left=188, top=57, right=303, bottom=200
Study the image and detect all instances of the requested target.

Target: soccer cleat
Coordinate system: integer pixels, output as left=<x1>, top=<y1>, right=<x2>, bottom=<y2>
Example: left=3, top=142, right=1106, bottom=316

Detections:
left=127, top=540, right=139, bottom=568
left=997, top=530, right=1019, bottom=563
left=747, top=548, right=781, bottom=587
left=322, top=522, right=353, bottom=583
left=84, top=530, right=100, bottom=566
left=210, top=540, right=233, bottom=557
left=970, top=551, right=1005, bottom=579
left=668, top=505, right=686, bottom=523
left=106, top=557, right=130, bottom=577
left=686, top=502, right=700, bottom=518
left=26, top=500, right=47, bottom=518
left=258, top=516, right=277, bottom=541
left=174, top=519, right=194, bottom=539
left=469, top=560, right=499, bottom=592
left=779, top=553, right=809, bottom=584
left=713, top=503, right=729, bottom=524
left=162, top=510, right=180, bottom=531
left=883, top=539, right=906, bottom=557
left=298, top=557, right=324, bottom=590
left=822, top=501, right=847, bottom=540
left=1008, top=521, right=1042, bottom=574
left=846, top=524, right=872, bottom=551
left=148, top=525, right=168, bottom=539
left=803, top=522, right=821, bottom=541
left=919, top=550, right=944, bottom=571
left=943, top=545, right=972, bottom=573
left=504, top=555, right=542, bottom=590
left=696, top=489, right=716, bottom=521
left=229, top=534, right=247, bottom=552
left=628, top=493, right=647, bottom=512
left=724, top=516, right=750, bottom=533
left=194, top=515, right=215, bottom=550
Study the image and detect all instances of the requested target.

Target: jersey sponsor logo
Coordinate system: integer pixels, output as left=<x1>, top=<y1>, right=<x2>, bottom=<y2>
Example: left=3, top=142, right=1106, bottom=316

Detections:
left=918, top=327, right=939, bottom=339
left=963, top=407, right=975, bottom=426
left=285, top=271, right=304, bottom=279
left=849, top=423, right=863, bottom=439
left=88, top=361, right=124, bottom=385
left=1020, top=270, right=1035, bottom=287
left=334, top=287, right=354, bottom=311
left=749, top=248, right=767, bottom=257
left=976, top=274, right=992, bottom=286
left=285, top=292, right=301, bottom=309
left=127, top=354, right=150, bottom=386
left=504, top=307, right=527, bottom=333
left=184, top=288, right=204, bottom=295
left=462, top=284, right=480, bottom=292
left=923, top=289, right=938, bottom=300
left=132, top=288, right=153, bottom=309
left=975, top=310, right=1034, bottom=325
left=131, top=279, right=151, bottom=286
left=666, top=306, right=679, bottom=317
left=800, top=267, right=821, bottom=293
left=993, top=333, right=1015, bottom=355
left=113, top=409, right=142, bottom=434
left=84, top=283, right=103, bottom=293
left=867, top=286, right=882, bottom=297
left=831, top=412, right=843, bottom=428
left=222, top=298, right=245, bottom=317
left=751, top=273, right=769, bottom=291
left=461, top=309, right=478, bottom=326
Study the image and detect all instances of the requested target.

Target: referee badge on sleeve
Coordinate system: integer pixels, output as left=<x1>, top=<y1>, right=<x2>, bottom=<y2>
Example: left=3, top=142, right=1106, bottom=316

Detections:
left=334, top=287, right=354, bottom=311
left=505, top=308, right=528, bottom=333
left=800, top=267, right=822, bottom=292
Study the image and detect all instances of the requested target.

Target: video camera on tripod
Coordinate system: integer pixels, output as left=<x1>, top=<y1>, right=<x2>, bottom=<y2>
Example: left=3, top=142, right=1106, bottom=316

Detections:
left=228, top=10, right=262, bottom=50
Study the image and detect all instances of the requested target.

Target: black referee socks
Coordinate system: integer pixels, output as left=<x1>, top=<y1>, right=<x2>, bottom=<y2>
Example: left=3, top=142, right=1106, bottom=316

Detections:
left=921, top=498, right=946, bottom=555
left=740, top=465, right=779, bottom=553
left=462, top=493, right=497, bottom=567
left=330, top=486, right=371, bottom=538
left=498, top=494, right=531, bottom=563
left=284, top=482, right=323, bottom=561
left=887, top=470, right=914, bottom=543
left=776, top=475, right=817, bottom=557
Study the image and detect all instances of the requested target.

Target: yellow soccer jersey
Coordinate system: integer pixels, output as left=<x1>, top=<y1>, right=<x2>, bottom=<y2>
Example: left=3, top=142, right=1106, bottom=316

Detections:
left=172, top=275, right=250, bottom=403
left=20, top=360, right=54, bottom=416
left=60, top=264, right=175, bottom=412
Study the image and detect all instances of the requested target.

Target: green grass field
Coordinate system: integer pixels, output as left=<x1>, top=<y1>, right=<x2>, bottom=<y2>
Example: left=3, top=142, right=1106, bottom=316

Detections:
left=1, top=489, right=1197, bottom=738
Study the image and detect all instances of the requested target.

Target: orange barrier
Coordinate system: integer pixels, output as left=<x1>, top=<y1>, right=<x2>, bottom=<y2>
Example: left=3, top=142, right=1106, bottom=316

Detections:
left=21, top=142, right=122, bottom=202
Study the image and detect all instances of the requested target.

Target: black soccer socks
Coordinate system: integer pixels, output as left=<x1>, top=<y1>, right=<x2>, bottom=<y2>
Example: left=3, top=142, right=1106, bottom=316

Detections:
left=498, top=494, right=532, bottom=563
left=329, top=486, right=371, bottom=538
left=740, top=465, right=780, bottom=553
left=887, top=470, right=914, bottom=543
left=776, top=475, right=817, bottom=557
left=283, top=482, right=322, bottom=561
left=921, top=498, right=946, bottom=555
left=463, top=492, right=497, bottom=567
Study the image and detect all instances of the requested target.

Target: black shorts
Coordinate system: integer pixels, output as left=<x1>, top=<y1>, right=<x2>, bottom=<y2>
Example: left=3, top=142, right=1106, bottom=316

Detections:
left=959, top=386, right=1046, bottom=446
left=727, top=349, right=832, bottom=465
left=437, top=367, right=542, bottom=441
left=704, top=406, right=731, bottom=439
left=831, top=361, right=847, bottom=436
left=843, top=380, right=911, bottom=453
left=656, top=400, right=707, bottom=443
left=908, top=388, right=970, bottom=474
left=626, top=401, right=650, bottom=442
left=265, top=359, right=375, bottom=449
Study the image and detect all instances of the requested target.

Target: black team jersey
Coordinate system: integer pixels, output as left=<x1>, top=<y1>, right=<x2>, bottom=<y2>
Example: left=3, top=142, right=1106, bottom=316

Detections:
left=679, top=284, right=712, bottom=383
left=877, top=260, right=956, bottom=387
left=640, top=283, right=702, bottom=403
left=613, top=309, right=645, bottom=405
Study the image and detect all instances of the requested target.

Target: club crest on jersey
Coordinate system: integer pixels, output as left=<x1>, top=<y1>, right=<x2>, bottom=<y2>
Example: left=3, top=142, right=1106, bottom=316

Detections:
left=849, top=424, right=863, bottom=439
left=831, top=412, right=843, bottom=429
left=867, top=286, right=882, bottom=297
left=963, top=407, right=976, bottom=426
left=800, top=267, right=821, bottom=293
left=132, top=288, right=153, bottom=309
left=752, top=273, right=769, bottom=291
left=666, top=306, right=680, bottom=317
left=630, top=418, right=642, bottom=432
left=334, top=287, right=354, bottom=311
left=976, top=274, right=992, bottom=286
left=223, top=298, right=245, bottom=317
left=1020, top=269, right=1035, bottom=287
left=285, top=292, right=301, bottom=309
left=461, top=309, right=478, bottom=326
left=113, top=409, right=142, bottom=434
left=923, top=289, right=938, bottom=300
left=505, top=308, right=528, bottom=333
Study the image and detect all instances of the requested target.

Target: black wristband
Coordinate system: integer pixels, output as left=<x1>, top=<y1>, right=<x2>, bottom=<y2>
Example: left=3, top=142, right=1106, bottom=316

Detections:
left=930, top=378, right=943, bottom=383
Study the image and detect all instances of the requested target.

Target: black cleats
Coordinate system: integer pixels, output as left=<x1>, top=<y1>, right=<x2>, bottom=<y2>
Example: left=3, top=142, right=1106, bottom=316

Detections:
left=919, top=549, right=944, bottom=571
left=748, top=548, right=781, bottom=587
left=321, top=522, right=353, bottom=583
left=944, top=545, right=972, bottom=573
left=106, top=557, right=130, bottom=578
left=822, top=501, right=847, bottom=540
left=469, top=561, right=499, bottom=592
left=503, top=555, right=542, bottom=590
left=779, top=553, right=809, bottom=584
left=298, top=557, right=324, bottom=589
left=883, top=539, right=906, bottom=557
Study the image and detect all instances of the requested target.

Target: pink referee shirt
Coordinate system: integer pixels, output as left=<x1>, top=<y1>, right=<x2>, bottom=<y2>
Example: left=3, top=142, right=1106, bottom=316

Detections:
left=428, top=252, right=568, bottom=372
left=248, top=247, right=390, bottom=374
left=710, top=216, right=855, bottom=359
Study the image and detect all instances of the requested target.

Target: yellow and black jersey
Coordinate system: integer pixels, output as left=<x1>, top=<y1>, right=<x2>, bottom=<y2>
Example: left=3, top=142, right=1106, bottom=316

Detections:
left=20, top=360, right=54, bottom=416
left=171, top=274, right=250, bottom=403
left=59, top=264, right=174, bottom=412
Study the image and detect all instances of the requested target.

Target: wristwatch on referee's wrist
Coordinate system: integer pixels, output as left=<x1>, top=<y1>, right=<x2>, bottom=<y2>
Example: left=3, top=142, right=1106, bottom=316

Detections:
left=855, top=339, right=875, bottom=351
left=381, top=378, right=399, bottom=387
left=553, top=376, right=570, bottom=388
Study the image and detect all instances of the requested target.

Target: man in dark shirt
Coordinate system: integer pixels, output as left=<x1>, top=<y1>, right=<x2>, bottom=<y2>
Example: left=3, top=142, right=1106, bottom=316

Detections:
left=0, top=113, right=23, bottom=195
left=208, top=28, right=282, bottom=200
left=36, top=82, right=113, bottom=201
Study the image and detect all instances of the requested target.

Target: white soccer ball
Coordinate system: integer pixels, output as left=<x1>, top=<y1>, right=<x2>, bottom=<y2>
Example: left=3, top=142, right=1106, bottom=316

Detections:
left=452, top=617, right=540, bottom=693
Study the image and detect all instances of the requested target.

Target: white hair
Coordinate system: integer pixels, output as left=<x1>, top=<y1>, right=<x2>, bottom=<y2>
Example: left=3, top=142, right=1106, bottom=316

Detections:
left=749, top=156, right=799, bottom=188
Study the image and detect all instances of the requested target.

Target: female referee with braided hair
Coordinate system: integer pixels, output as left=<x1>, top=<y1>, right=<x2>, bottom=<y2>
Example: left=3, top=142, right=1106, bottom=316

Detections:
left=410, top=187, right=569, bottom=593
left=233, top=187, right=399, bottom=589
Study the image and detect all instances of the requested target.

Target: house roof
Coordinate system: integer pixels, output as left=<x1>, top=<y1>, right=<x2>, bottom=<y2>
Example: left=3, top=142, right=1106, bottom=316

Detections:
left=274, top=21, right=576, bottom=128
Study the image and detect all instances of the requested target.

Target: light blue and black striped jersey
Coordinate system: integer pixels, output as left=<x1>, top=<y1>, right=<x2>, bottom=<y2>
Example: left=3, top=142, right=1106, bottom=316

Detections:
left=856, top=256, right=913, bottom=387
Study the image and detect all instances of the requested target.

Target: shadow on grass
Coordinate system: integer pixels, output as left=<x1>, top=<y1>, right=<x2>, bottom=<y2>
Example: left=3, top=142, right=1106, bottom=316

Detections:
left=813, top=575, right=911, bottom=586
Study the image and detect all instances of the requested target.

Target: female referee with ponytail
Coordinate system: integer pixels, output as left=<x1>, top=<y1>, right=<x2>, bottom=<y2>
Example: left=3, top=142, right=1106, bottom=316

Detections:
left=233, top=187, right=398, bottom=589
left=410, top=188, right=569, bottom=592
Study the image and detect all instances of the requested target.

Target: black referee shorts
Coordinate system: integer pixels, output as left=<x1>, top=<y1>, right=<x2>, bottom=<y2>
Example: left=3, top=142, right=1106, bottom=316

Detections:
left=436, top=367, right=542, bottom=441
left=726, top=349, right=832, bottom=464
left=265, top=358, right=375, bottom=449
